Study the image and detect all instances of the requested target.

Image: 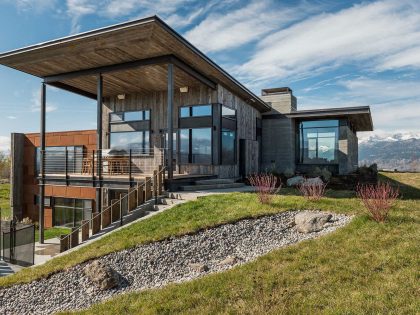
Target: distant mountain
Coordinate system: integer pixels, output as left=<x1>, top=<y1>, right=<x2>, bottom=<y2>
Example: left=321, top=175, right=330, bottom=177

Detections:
left=359, top=133, right=420, bottom=172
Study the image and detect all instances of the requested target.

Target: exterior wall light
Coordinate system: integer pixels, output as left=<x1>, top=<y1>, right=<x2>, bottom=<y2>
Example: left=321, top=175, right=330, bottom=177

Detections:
left=117, top=94, right=126, bottom=100
left=180, top=86, right=189, bottom=93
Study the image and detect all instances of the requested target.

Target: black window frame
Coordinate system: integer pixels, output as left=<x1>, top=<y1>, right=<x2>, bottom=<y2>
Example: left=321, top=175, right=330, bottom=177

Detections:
left=35, top=145, right=84, bottom=175
left=109, top=109, right=152, bottom=154
left=297, top=119, right=340, bottom=165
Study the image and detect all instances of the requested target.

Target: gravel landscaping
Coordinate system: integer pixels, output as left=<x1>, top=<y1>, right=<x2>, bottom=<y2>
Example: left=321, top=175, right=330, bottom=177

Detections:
left=0, top=210, right=352, bottom=314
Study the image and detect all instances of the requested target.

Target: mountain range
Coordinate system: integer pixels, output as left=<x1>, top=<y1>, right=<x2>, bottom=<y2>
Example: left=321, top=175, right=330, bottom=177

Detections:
left=359, top=133, right=420, bottom=172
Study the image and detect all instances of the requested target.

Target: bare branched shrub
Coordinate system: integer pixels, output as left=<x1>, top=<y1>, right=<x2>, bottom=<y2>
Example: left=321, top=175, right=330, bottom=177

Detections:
left=356, top=182, right=399, bottom=223
left=248, top=173, right=280, bottom=204
left=298, top=178, right=327, bottom=201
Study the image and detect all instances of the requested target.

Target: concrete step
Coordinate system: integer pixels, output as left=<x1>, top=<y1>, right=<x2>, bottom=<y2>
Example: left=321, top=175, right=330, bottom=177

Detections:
left=194, top=178, right=236, bottom=185
left=179, top=182, right=245, bottom=191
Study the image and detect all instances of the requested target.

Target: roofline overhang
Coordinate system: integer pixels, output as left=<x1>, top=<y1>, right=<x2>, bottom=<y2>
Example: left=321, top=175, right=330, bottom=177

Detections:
left=286, top=106, right=373, bottom=131
left=0, top=15, right=270, bottom=112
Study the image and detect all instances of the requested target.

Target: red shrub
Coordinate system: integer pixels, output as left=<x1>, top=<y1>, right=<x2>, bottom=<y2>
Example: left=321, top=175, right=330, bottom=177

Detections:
left=248, top=173, right=280, bottom=204
left=356, top=182, right=399, bottom=223
left=297, top=178, right=327, bottom=201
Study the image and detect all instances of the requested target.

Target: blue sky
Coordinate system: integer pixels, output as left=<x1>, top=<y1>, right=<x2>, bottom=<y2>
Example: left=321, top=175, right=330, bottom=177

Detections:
left=0, top=0, right=420, bottom=150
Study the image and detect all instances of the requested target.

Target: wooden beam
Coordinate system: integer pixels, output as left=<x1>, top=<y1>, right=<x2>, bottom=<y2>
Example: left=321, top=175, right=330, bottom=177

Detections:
left=47, top=81, right=97, bottom=100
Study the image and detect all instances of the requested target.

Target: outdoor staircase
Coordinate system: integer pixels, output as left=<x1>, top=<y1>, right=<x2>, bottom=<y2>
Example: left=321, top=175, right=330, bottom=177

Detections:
left=179, top=178, right=245, bottom=191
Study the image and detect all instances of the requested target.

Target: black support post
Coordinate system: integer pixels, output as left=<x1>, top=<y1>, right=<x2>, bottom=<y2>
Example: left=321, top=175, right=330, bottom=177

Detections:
left=39, top=82, right=46, bottom=244
left=96, top=74, right=103, bottom=213
left=167, top=63, right=174, bottom=180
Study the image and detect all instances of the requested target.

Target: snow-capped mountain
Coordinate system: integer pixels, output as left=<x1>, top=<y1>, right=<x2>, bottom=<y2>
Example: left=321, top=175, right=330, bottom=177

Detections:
left=359, top=132, right=420, bottom=171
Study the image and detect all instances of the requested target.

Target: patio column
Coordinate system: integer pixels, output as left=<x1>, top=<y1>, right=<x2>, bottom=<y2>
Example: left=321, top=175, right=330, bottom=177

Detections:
left=96, top=74, right=103, bottom=212
left=167, top=63, right=174, bottom=180
left=39, top=82, right=46, bottom=244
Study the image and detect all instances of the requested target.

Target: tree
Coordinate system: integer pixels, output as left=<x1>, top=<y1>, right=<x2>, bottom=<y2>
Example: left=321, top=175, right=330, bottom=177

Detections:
left=0, top=151, right=11, bottom=180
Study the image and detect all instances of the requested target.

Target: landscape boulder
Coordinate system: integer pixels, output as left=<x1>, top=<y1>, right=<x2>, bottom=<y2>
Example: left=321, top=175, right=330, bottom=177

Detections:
left=287, top=176, right=304, bottom=186
left=294, top=212, right=332, bottom=233
left=189, top=263, right=209, bottom=272
left=302, top=177, right=324, bottom=186
left=218, top=256, right=238, bottom=266
left=83, top=260, right=119, bottom=290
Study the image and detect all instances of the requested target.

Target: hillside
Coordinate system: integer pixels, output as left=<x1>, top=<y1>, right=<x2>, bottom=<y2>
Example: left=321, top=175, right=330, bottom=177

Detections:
left=359, top=133, right=420, bottom=171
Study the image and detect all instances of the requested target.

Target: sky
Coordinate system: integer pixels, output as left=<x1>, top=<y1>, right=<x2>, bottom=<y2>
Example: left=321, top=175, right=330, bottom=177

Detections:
left=0, top=0, right=420, bottom=151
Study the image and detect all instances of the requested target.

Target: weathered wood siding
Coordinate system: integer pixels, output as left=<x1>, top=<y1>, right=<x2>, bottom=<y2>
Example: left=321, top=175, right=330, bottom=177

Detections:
left=103, top=84, right=261, bottom=178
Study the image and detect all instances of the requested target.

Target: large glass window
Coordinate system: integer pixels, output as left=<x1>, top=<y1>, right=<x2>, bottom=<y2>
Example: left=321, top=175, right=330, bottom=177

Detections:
left=299, top=120, right=339, bottom=164
left=179, top=128, right=212, bottom=164
left=36, top=146, right=83, bottom=174
left=111, top=110, right=150, bottom=122
left=110, top=131, right=149, bottom=153
left=53, top=197, right=92, bottom=227
left=180, top=105, right=212, bottom=117
left=221, top=129, right=236, bottom=164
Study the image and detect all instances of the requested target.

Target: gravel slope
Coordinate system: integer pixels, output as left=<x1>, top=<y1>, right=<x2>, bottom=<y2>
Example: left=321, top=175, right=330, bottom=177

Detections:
left=0, top=211, right=352, bottom=314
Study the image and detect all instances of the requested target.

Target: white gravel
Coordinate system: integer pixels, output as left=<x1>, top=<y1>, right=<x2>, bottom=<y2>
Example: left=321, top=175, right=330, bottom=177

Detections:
left=0, top=210, right=352, bottom=314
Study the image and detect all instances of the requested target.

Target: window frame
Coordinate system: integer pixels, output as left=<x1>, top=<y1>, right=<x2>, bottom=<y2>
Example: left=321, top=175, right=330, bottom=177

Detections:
left=297, top=119, right=340, bottom=164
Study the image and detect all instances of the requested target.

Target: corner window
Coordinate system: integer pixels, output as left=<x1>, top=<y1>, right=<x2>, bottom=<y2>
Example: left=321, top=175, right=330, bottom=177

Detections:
left=109, top=110, right=151, bottom=153
left=179, top=128, right=212, bottom=164
left=179, top=105, right=212, bottom=118
left=298, top=120, right=339, bottom=164
left=110, top=131, right=150, bottom=153
left=36, top=146, right=83, bottom=175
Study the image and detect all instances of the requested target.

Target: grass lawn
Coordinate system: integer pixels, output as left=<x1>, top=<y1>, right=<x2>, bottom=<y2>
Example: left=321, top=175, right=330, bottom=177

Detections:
left=0, top=183, right=11, bottom=219
left=35, top=227, right=71, bottom=243
left=1, top=173, right=419, bottom=314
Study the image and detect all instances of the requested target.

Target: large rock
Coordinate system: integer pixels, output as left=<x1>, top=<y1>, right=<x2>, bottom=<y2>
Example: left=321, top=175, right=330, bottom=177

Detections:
left=218, top=256, right=238, bottom=266
left=294, top=212, right=332, bottom=233
left=287, top=176, right=304, bottom=186
left=302, top=177, right=324, bottom=186
left=83, top=260, right=119, bottom=290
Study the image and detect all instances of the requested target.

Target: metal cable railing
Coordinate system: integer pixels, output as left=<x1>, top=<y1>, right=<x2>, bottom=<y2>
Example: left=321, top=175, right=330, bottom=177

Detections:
left=58, top=165, right=166, bottom=252
left=40, top=148, right=166, bottom=177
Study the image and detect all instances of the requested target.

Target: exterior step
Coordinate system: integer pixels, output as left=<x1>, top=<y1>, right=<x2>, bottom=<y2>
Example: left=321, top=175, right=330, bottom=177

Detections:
left=179, top=182, right=245, bottom=191
left=194, top=178, right=236, bottom=185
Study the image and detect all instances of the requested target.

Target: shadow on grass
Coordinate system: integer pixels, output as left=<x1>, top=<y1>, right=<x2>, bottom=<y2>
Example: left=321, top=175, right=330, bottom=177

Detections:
left=378, top=172, right=420, bottom=200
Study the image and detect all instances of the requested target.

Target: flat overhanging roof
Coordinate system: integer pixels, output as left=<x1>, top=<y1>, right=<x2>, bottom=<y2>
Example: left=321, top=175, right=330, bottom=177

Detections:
left=286, top=106, right=373, bottom=131
left=0, top=16, right=270, bottom=112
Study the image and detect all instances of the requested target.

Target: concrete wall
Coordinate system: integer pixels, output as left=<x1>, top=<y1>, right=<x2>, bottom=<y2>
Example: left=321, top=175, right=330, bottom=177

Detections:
left=260, top=92, right=296, bottom=114
left=260, top=116, right=295, bottom=173
left=338, top=123, right=359, bottom=174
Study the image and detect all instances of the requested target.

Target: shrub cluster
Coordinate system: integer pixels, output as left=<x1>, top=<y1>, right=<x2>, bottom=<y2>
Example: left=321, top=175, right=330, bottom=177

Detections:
left=248, top=173, right=281, bottom=204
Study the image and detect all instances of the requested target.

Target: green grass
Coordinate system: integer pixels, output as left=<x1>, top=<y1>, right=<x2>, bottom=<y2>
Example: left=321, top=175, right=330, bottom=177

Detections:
left=0, top=183, right=11, bottom=219
left=35, top=227, right=71, bottom=243
left=2, top=173, right=420, bottom=314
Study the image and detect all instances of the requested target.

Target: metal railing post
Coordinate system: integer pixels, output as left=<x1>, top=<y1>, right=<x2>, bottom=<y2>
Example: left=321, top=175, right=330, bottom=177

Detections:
left=119, top=195, right=123, bottom=226
left=65, top=148, right=68, bottom=185
left=129, top=149, right=132, bottom=187
left=91, top=150, right=95, bottom=186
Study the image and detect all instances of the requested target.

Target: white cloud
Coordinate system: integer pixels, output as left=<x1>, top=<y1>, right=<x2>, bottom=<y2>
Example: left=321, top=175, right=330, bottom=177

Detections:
left=185, top=0, right=317, bottom=53
left=0, top=136, right=10, bottom=152
left=66, top=0, right=98, bottom=34
left=237, top=0, right=420, bottom=84
left=3, top=0, right=56, bottom=13
left=7, top=116, right=17, bottom=120
left=30, top=90, right=57, bottom=113
left=297, top=77, right=420, bottom=136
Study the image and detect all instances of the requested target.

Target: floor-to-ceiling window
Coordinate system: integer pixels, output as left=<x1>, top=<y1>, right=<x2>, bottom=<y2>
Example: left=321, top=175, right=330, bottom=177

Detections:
left=221, top=106, right=237, bottom=164
left=179, top=105, right=213, bottom=164
left=53, top=197, right=93, bottom=227
left=298, top=120, right=339, bottom=164
left=35, top=146, right=83, bottom=174
left=109, top=110, right=151, bottom=154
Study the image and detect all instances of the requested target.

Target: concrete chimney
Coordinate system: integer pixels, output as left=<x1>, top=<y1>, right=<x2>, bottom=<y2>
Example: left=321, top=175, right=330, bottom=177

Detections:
left=261, top=87, right=297, bottom=114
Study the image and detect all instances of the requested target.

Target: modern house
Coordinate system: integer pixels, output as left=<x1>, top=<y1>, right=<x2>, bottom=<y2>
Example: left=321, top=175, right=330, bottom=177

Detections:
left=0, top=16, right=373, bottom=233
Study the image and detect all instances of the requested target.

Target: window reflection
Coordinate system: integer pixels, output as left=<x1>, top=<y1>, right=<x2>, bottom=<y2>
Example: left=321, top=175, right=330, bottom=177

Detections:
left=180, top=105, right=212, bottom=117
left=221, top=129, right=236, bottom=164
left=299, top=120, right=339, bottom=164
left=110, top=131, right=149, bottom=153
left=179, top=128, right=212, bottom=164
